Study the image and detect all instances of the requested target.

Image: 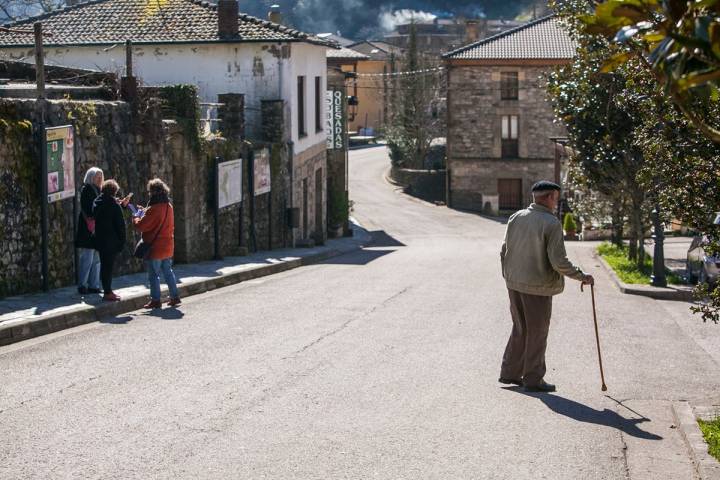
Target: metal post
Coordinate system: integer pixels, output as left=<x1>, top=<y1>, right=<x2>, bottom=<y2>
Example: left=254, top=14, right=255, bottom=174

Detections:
left=248, top=149, right=257, bottom=252
left=125, top=39, right=133, bottom=77
left=268, top=180, right=272, bottom=250
left=34, top=22, right=45, bottom=99
left=651, top=203, right=667, bottom=287
left=214, top=156, right=222, bottom=260
left=40, top=123, right=49, bottom=291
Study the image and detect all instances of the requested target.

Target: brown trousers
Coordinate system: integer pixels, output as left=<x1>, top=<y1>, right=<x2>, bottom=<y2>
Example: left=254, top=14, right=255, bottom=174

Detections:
left=500, top=289, right=553, bottom=387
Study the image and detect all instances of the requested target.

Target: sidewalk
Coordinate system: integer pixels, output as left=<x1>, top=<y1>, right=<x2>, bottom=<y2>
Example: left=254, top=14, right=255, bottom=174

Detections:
left=0, top=221, right=371, bottom=347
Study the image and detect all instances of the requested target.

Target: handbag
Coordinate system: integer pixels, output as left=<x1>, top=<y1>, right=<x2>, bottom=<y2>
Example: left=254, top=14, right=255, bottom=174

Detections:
left=133, top=205, right=169, bottom=259
left=83, top=214, right=96, bottom=234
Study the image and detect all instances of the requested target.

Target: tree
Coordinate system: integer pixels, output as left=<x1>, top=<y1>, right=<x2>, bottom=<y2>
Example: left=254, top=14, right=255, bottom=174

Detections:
left=385, top=20, right=445, bottom=170
left=553, top=0, right=720, bottom=323
left=582, top=0, right=720, bottom=143
left=548, top=1, right=653, bottom=267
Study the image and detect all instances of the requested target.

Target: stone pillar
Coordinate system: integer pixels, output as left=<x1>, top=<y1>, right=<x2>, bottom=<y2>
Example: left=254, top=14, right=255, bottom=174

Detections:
left=218, top=93, right=245, bottom=141
left=261, top=100, right=285, bottom=142
left=326, top=69, right=350, bottom=237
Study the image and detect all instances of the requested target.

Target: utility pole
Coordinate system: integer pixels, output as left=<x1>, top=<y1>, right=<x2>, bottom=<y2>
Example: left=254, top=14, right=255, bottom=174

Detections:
left=34, top=22, right=45, bottom=99
left=650, top=203, right=667, bottom=287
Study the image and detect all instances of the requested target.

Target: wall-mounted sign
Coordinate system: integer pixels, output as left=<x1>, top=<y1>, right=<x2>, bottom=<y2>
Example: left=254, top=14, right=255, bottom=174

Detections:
left=254, top=148, right=271, bottom=196
left=217, top=158, right=243, bottom=209
left=45, top=125, right=75, bottom=203
left=326, top=90, right=344, bottom=150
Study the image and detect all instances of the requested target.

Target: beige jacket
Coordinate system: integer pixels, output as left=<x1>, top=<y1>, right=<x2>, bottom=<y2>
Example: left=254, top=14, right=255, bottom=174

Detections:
left=500, top=203, right=585, bottom=296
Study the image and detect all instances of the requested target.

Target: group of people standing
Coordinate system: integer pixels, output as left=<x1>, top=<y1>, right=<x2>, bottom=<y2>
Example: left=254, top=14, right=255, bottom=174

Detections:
left=74, top=167, right=181, bottom=309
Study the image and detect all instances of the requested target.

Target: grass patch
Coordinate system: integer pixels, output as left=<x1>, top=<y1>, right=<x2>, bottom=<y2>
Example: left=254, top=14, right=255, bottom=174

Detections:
left=698, top=417, right=720, bottom=461
left=597, top=242, right=682, bottom=285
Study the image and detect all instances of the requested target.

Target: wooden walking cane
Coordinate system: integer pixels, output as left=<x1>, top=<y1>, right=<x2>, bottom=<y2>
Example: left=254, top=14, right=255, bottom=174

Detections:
left=581, top=283, right=608, bottom=391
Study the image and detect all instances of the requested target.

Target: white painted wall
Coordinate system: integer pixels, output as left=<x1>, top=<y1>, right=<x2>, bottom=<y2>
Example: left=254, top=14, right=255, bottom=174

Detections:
left=284, top=42, right=327, bottom=154
left=0, top=41, right=327, bottom=154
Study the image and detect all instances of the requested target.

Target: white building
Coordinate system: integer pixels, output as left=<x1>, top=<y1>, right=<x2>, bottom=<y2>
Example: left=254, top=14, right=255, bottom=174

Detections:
left=0, top=0, right=332, bottom=242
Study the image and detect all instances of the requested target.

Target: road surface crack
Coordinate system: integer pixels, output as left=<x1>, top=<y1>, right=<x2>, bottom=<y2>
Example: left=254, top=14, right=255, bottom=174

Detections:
left=284, top=286, right=411, bottom=359
left=0, top=375, right=102, bottom=415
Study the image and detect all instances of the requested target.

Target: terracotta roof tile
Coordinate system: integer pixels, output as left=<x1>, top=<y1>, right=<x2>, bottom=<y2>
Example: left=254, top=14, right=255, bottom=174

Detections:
left=0, top=0, right=330, bottom=46
left=443, top=15, right=576, bottom=60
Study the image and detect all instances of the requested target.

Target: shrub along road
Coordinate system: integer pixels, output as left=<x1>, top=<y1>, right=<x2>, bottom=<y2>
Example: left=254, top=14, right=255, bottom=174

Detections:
left=1, top=146, right=719, bottom=479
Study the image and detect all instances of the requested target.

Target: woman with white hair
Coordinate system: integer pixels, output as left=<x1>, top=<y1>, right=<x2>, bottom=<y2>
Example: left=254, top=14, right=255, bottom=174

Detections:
left=74, top=167, right=103, bottom=295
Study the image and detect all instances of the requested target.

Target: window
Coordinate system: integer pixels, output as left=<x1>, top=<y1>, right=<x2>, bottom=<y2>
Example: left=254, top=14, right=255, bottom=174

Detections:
left=298, top=76, right=306, bottom=138
left=314, top=76, right=322, bottom=133
left=501, top=115, right=519, bottom=158
left=501, top=72, right=519, bottom=100
left=498, top=179, right=523, bottom=211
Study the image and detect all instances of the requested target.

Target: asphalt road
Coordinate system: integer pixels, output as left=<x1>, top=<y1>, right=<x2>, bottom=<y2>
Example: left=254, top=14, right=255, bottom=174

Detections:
left=1, top=146, right=719, bottom=479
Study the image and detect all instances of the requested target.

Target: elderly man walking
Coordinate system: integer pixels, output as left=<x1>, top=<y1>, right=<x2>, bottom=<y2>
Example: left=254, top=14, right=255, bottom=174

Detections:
left=499, top=181, right=594, bottom=392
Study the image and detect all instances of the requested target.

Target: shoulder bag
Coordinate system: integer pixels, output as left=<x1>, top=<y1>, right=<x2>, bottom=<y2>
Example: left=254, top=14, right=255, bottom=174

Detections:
left=133, top=205, right=169, bottom=259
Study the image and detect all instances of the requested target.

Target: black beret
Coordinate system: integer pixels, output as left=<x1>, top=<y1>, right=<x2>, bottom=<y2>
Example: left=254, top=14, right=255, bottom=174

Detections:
left=531, top=180, right=561, bottom=192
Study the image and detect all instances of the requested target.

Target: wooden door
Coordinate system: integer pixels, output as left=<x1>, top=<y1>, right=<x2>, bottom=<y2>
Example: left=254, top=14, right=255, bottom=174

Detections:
left=498, top=179, right=523, bottom=211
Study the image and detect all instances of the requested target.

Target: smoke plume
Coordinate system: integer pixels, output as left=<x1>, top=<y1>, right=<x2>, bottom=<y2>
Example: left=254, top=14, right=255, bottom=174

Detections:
left=241, top=0, right=538, bottom=39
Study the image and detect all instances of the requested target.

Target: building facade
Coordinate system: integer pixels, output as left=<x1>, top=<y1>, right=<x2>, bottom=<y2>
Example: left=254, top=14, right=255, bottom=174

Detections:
left=0, top=0, right=332, bottom=243
left=443, top=15, right=576, bottom=215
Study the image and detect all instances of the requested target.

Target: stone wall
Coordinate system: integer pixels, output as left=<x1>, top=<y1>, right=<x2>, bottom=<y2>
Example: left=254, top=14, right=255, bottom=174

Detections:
left=292, top=141, right=327, bottom=245
left=447, top=63, right=566, bottom=214
left=0, top=98, right=169, bottom=296
left=0, top=87, right=298, bottom=298
left=390, top=167, right=447, bottom=204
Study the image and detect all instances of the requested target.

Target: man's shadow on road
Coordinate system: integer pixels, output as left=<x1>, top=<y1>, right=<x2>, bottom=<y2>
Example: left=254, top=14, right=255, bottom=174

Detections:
left=503, top=387, right=663, bottom=440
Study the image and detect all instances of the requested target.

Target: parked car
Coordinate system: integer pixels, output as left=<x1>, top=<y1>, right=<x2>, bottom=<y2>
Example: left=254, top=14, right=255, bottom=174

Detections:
left=686, top=235, right=720, bottom=285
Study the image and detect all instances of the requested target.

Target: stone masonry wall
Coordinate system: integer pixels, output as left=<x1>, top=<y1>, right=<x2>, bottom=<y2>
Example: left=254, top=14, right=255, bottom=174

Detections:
left=447, top=64, right=566, bottom=213
left=292, top=141, right=327, bottom=245
left=0, top=98, right=170, bottom=296
left=0, top=89, right=298, bottom=297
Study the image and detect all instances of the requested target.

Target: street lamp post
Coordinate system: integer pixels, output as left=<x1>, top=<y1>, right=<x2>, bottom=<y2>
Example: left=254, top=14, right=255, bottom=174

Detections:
left=650, top=203, right=667, bottom=287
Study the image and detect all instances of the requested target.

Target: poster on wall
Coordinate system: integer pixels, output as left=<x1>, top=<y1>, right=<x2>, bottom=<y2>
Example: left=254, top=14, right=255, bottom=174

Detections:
left=217, top=159, right=243, bottom=209
left=254, top=148, right=271, bottom=196
left=325, top=90, right=344, bottom=150
left=45, top=125, right=75, bottom=203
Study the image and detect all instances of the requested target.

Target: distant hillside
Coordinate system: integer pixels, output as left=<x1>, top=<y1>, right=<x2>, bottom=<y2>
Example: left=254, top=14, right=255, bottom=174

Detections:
left=2, top=0, right=546, bottom=40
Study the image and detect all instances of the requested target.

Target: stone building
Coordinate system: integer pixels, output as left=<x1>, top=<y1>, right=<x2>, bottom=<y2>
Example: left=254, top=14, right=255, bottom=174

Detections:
left=443, top=15, right=576, bottom=214
left=0, top=0, right=331, bottom=244
left=342, top=41, right=403, bottom=133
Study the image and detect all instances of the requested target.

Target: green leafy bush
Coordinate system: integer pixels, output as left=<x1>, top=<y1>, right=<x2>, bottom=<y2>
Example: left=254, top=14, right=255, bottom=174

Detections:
left=698, top=417, right=720, bottom=462
left=563, top=213, right=577, bottom=233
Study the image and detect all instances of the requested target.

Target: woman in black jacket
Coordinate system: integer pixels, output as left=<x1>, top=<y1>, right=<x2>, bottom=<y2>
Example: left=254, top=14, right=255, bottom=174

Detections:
left=92, top=179, right=127, bottom=302
left=75, top=167, right=103, bottom=295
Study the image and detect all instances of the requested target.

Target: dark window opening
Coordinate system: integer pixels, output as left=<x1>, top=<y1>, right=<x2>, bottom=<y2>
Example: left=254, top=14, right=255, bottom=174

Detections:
left=501, top=72, right=519, bottom=100
left=501, top=114, right=519, bottom=158
left=315, top=76, right=322, bottom=133
left=298, top=76, right=306, bottom=138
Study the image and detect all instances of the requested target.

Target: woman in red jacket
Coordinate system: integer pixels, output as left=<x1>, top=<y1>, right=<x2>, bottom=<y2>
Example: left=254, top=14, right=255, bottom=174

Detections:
left=133, top=178, right=181, bottom=309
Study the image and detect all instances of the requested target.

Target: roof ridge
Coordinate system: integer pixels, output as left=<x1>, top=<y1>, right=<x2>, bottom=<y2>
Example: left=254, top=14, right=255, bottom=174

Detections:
left=442, top=13, right=556, bottom=59
left=2, top=0, right=108, bottom=27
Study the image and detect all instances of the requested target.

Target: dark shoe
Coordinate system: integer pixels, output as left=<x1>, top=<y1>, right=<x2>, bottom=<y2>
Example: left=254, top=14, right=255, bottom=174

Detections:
left=87, top=288, right=102, bottom=294
left=143, top=299, right=162, bottom=309
left=78, top=286, right=88, bottom=295
left=523, top=381, right=556, bottom=393
left=498, top=377, right=523, bottom=386
left=167, top=297, right=182, bottom=307
left=102, top=293, right=121, bottom=302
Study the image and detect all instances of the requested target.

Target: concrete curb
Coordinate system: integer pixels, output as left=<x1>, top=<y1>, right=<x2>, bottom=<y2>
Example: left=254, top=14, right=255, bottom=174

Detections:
left=0, top=245, right=360, bottom=348
left=593, top=252, right=694, bottom=301
left=672, top=401, right=720, bottom=480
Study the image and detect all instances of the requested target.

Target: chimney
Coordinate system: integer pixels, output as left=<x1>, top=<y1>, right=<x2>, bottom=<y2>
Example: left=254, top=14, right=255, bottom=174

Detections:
left=218, top=0, right=239, bottom=39
left=268, top=4, right=282, bottom=24
left=465, top=19, right=479, bottom=43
